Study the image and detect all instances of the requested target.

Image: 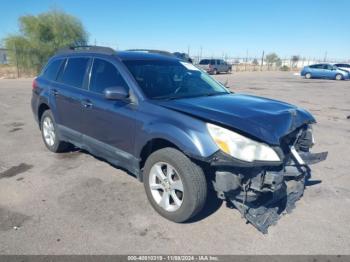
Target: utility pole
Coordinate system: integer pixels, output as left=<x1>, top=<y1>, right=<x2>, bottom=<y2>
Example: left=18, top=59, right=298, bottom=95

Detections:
left=324, top=51, right=328, bottom=62
left=260, top=50, right=264, bottom=71
left=187, top=45, right=190, bottom=56
left=14, top=43, right=19, bottom=78
left=245, top=50, right=248, bottom=71
left=94, top=39, right=97, bottom=46
left=199, top=46, right=203, bottom=61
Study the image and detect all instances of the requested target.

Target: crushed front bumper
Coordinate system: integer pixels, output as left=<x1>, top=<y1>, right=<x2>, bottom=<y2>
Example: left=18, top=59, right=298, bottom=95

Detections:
left=211, top=147, right=327, bottom=234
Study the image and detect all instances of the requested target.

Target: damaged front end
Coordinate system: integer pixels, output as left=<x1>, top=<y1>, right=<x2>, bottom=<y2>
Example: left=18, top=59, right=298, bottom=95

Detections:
left=210, top=125, right=327, bottom=234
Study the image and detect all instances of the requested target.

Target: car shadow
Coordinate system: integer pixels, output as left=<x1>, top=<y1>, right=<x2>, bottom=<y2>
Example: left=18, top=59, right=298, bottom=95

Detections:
left=305, top=179, right=322, bottom=186
left=56, top=147, right=321, bottom=224
left=185, top=190, right=224, bottom=223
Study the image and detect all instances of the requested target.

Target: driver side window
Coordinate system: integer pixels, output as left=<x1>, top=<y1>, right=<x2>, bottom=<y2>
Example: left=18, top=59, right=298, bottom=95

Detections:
left=89, top=58, right=128, bottom=94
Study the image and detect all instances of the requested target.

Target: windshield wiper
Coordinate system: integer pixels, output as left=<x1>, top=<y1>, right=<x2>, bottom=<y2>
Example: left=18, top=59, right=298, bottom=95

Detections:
left=203, top=92, right=229, bottom=97
left=152, top=92, right=229, bottom=101
left=152, top=95, right=180, bottom=101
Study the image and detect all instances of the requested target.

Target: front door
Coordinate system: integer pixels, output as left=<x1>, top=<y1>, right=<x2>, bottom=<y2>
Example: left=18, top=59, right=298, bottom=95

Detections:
left=81, top=57, right=136, bottom=169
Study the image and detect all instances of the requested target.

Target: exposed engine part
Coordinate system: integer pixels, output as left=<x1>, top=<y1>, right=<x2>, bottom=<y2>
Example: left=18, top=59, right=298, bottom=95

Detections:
left=213, top=144, right=328, bottom=233
left=214, top=171, right=241, bottom=192
left=295, top=127, right=314, bottom=152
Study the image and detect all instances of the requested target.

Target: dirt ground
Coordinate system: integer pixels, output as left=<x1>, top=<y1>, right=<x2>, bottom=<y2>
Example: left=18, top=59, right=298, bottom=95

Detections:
left=0, top=72, right=349, bottom=255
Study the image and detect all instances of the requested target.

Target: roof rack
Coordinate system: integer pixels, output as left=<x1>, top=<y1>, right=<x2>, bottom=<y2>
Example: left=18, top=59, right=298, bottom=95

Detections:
left=126, top=49, right=175, bottom=57
left=56, top=45, right=115, bottom=55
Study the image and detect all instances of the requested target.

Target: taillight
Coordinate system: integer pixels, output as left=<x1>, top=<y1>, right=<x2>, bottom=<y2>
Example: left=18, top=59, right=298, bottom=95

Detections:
left=32, top=78, right=38, bottom=90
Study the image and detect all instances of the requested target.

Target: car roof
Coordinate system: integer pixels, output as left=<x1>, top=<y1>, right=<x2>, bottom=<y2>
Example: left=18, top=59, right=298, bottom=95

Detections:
left=54, top=46, right=180, bottom=62
left=116, top=51, right=179, bottom=62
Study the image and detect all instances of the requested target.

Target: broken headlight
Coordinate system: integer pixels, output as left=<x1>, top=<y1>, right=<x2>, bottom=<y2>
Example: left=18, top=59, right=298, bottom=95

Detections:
left=207, top=123, right=280, bottom=162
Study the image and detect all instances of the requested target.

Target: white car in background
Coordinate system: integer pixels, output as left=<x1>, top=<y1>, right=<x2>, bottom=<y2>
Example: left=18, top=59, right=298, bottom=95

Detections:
left=334, top=63, right=350, bottom=73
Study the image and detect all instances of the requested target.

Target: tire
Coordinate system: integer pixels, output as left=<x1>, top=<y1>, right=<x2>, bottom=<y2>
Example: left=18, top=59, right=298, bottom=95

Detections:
left=335, top=74, right=343, bottom=81
left=40, top=110, right=70, bottom=153
left=213, top=68, right=218, bottom=75
left=143, top=147, right=207, bottom=222
left=305, top=73, right=312, bottom=79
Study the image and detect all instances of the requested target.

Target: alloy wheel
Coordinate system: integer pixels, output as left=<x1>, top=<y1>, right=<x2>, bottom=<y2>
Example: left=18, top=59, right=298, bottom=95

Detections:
left=336, top=74, right=342, bottom=80
left=149, top=162, right=184, bottom=212
left=42, top=116, right=56, bottom=147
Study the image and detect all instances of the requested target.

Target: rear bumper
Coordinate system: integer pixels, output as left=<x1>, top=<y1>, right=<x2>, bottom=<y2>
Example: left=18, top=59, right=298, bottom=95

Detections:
left=31, top=90, right=40, bottom=125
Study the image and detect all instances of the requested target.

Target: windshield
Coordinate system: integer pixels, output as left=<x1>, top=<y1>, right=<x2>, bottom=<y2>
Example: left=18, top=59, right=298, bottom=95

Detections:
left=123, top=60, right=229, bottom=100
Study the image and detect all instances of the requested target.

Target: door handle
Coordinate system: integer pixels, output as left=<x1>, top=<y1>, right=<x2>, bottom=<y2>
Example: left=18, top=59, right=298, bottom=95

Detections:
left=81, top=99, right=93, bottom=108
left=51, top=89, right=59, bottom=96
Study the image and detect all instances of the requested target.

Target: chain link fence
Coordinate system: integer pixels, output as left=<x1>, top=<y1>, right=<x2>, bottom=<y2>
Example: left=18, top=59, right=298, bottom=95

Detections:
left=0, top=47, right=46, bottom=78
left=191, top=55, right=350, bottom=72
left=1, top=47, right=349, bottom=78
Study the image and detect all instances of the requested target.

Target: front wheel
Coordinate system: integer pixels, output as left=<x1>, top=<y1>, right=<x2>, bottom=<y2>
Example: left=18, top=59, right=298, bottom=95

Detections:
left=335, top=74, right=343, bottom=81
left=143, top=148, right=207, bottom=222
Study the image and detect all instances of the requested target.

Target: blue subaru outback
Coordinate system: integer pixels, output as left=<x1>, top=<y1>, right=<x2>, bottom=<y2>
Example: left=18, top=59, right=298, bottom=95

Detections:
left=31, top=46, right=327, bottom=233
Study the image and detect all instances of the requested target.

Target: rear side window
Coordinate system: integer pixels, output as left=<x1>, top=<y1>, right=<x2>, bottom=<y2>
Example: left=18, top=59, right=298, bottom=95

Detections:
left=310, top=64, right=323, bottom=69
left=59, top=58, right=90, bottom=88
left=210, top=59, right=216, bottom=65
left=89, top=58, right=128, bottom=94
left=43, top=59, right=64, bottom=81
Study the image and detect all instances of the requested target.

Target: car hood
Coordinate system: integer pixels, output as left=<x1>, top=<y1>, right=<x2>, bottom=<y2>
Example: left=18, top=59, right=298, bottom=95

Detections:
left=156, top=93, right=315, bottom=145
left=338, top=68, right=350, bottom=73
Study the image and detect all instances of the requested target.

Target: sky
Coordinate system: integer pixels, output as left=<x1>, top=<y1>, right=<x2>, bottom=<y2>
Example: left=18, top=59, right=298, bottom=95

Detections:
left=0, top=0, right=349, bottom=60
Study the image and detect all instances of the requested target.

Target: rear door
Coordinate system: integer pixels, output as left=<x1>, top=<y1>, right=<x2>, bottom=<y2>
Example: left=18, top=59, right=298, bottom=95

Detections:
left=80, top=57, right=136, bottom=168
left=309, top=64, right=324, bottom=78
left=53, top=56, right=91, bottom=143
left=33, top=58, right=65, bottom=118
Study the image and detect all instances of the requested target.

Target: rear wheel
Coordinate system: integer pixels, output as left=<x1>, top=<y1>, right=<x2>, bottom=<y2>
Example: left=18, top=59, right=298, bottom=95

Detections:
left=213, top=68, right=218, bottom=75
left=40, top=110, right=70, bottom=153
left=143, top=148, right=207, bottom=222
left=305, top=73, right=312, bottom=79
left=335, top=74, right=343, bottom=81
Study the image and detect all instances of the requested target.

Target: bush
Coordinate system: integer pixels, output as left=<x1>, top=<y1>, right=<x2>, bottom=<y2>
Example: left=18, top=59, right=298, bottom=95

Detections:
left=280, top=65, right=290, bottom=71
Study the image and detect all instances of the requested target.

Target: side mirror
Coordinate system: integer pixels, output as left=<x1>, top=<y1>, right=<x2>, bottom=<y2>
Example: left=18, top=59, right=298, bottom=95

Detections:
left=104, top=86, right=129, bottom=101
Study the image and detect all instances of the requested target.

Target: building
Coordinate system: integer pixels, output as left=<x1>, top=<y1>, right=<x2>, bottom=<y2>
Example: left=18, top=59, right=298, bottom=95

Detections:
left=0, top=48, right=8, bottom=64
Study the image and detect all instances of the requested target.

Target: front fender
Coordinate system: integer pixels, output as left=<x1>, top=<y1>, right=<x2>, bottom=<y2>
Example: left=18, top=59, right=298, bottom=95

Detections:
left=135, top=121, right=219, bottom=161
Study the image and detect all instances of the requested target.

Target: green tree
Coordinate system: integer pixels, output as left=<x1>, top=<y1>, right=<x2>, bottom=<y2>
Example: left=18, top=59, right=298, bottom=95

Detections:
left=265, top=53, right=280, bottom=69
left=3, top=9, right=88, bottom=73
